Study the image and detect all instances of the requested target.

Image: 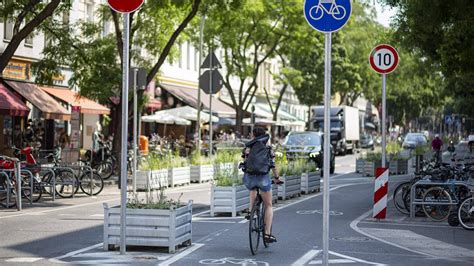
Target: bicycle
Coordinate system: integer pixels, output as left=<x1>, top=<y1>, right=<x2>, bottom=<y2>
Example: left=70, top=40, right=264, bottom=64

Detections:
left=309, top=0, right=346, bottom=21
left=248, top=180, right=282, bottom=255
left=458, top=194, right=474, bottom=230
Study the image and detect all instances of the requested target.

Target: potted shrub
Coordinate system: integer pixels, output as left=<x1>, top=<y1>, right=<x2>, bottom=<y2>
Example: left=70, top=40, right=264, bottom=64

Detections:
left=301, top=160, right=320, bottom=194
left=103, top=188, right=192, bottom=254
left=278, top=160, right=302, bottom=200
left=356, top=155, right=365, bottom=173
left=190, top=151, right=214, bottom=183
left=167, top=152, right=191, bottom=187
left=210, top=168, right=248, bottom=217
left=363, top=152, right=383, bottom=177
left=135, top=153, right=169, bottom=190
left=214, top=149, right=241, bottom=179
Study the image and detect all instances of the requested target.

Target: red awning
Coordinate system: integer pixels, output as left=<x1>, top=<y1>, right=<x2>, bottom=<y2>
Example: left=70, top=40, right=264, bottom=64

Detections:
left=0, top=83, right=29, bottom=116
left=41, top=86, right=110, bottom=115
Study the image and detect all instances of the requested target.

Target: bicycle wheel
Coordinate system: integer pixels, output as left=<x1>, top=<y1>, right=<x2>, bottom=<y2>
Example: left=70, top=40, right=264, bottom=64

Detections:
left=402, top=185, right=425, bottom=216
left=0, top=178, right=16, bottom=208
left=422, top=187, right=452, bottom=221
left=93, top=161, right=113, bottom=180
left=21, top=173, right=42, bottom=202
left=458, top=196, right=474, bottom=230
left=393, top=182, right=411, bottom=215
left=55, top=169, right=78, bottom=198
left=79, top=171, right=104, bottom=196
left=249, top=199, right=262, bottom=255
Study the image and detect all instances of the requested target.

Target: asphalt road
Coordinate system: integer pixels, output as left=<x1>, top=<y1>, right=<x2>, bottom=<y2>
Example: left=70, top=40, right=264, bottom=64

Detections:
left=1, top=153, right=473, bottom=265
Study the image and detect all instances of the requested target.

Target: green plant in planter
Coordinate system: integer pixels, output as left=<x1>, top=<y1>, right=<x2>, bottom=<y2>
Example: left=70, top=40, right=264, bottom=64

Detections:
left=305, top=161, right=317, bottom=173
left=414, top=145, right=429, bottom=156
left=365, top=152, right=382, bottom=162
left=214, top=167, right=242, bottom=186
left=167, top=150, right=189, bottom=168
left=215, top=149, right=242, bottom=164
left=190, top=149, right=212, bottom=166
left=142, top=152, right=169, bottom=170
left=292, top=159, right=306, bottom=175
left=127, top=187, right=183, bottom=209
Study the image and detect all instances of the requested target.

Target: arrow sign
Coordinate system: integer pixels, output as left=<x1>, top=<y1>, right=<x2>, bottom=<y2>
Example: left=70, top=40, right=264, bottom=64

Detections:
left=201, top=52, right=222, bottom=69
left=199, top=69, right=223, bottom=94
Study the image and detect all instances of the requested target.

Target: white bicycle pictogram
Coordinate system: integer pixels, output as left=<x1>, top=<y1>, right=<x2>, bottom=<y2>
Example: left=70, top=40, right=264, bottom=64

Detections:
left=199, top=257, right=269, bottom=265
left=309, top=0, right=347, bottom=21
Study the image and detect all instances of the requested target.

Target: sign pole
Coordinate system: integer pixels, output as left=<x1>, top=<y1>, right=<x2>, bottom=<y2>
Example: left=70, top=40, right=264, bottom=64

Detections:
left=120, top=12, right=130, bottom=255
left=133, top=68, right=138, bottom=194
left=197, top=15, right=205, bottom=152
left=381, top=74, right=387, bottom=168
left=322, top=31, right=332, bottom=266
left=209, top=47, right=213, bottom=157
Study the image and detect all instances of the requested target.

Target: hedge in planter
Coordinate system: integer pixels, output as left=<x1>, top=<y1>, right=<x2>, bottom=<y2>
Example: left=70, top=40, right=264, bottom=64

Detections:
left=277, top=162, right=301, bottom=200
left=190, top=151, right=214, bottom=183
left=103, top=189, right=192, bottom=253
left=363, top=152, right=383, bottom=177
left=210, top=169, right=248, bottom=217
left=301, top=161, right=320, bottom=194
left=166, top=153, right=191, bottom=187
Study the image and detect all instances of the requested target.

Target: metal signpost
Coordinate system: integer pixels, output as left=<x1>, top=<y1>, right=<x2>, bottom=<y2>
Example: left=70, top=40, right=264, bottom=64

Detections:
left=107, top=0, right=144, bottom=255
left=369, top=44, right=399, bottom=168
left=304, top=0, right=351, bottom=264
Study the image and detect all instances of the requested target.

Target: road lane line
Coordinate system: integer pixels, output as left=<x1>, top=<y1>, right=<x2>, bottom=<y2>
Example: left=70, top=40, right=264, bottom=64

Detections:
left=52, top=243, right=102, bottom=260
left=328, top=250, right=386, bottom=265
left=6, top=257, right=44, bottom=263
left=159, top=243, right=204, bottom=266
left=309, top=259, right=354, bottom=264
left=292, top=249, right=321, bottom=265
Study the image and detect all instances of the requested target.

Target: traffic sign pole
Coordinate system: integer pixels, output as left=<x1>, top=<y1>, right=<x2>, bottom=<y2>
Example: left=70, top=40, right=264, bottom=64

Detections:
left=322, top=32, right=332, bottom=266
left=197, top=15, right=205, bottom=153
left=381, top=74, right=387, bottom=168
left=209, top=47, right=213, bottom=157
left=120, top=12, right=130, bottom=255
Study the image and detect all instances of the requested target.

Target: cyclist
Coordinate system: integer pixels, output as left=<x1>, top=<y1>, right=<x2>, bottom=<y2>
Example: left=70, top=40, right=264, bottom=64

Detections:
left=431, top=134, right=443, bottom=162
left=241, top=127, right=282, bottom=243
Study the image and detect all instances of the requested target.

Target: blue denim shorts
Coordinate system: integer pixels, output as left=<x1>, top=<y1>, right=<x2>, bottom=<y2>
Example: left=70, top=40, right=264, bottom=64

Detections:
left=243, top=173, right=272, bottom=192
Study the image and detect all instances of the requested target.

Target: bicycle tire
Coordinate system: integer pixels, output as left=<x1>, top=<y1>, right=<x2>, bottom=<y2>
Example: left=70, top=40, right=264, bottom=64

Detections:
left=54, top=169, right=78, bottom=198
left=21, top=174, right=42, bottom=202
left=93, top=161, right=113, bottom=180
left=0, top=179, right=17, bottom=208
left=458, top=196, right=474, bottom=230
left=422, top=187, right=452, bottom=222
left=249, top=198, right=261, bottom=255
left=402, top=185, right=425, bottom=216
left=393, top=182, right=411, bottom=215
left=79, top=171, right=104, bottom=196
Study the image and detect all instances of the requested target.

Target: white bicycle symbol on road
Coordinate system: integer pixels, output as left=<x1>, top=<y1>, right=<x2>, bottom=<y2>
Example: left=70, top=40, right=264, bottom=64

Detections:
left=199, top=257, right=269, bottom=265
left=309, top=0, right=347, bottom=21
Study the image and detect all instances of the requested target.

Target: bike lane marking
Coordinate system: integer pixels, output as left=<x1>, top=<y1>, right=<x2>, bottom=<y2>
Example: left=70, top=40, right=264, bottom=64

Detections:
left=159, top=243, right=205, bottom=266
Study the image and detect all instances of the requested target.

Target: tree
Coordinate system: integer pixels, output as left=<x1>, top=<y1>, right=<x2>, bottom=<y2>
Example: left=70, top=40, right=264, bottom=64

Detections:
left=33, top=0, right=202, bottom=155
left=0, top=0, right=70, bottom=73
left=193, top=0, right=302, bottom=131
left=381, top=0, right=474, bottom=116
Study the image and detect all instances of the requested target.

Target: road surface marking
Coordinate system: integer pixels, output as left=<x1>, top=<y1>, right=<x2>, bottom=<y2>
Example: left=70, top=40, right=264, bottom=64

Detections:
left=52, top=243, right=103, bottom=260
left=160, top=243, right=204, bottom=266
left=349, top=205, right=462, bottom=262
left=194, top=220, right=237, bottom=224
left=292, top=249, right=321, bottom=265
left=359, top=221, right=452, bottom=229
left=362, top=228, right=474, bottom=261
left=90, top=214, right=104, bottom=217
left=6, top=257, right=43, bottom=262
left=293, top=249, right=385, bottom=265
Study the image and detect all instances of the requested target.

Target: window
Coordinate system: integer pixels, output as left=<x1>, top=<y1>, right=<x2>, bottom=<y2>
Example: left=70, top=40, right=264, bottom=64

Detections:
left=3, top=19, right=13, bottom=41
left=24, top=34, right=33, bottom=47
left=86, top=3, right=94, bottom=22
left=186, top=42, right=190, bottom=70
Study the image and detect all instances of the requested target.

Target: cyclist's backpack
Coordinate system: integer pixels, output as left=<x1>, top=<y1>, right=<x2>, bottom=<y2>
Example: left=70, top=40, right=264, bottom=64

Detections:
left=246, top=141, right=271, bottom=175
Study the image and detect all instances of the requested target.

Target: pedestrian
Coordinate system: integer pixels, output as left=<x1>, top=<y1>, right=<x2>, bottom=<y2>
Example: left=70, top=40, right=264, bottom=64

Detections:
left=58, top=128, right=70, bottom=149
left=431, top=134, right=443, bottom=162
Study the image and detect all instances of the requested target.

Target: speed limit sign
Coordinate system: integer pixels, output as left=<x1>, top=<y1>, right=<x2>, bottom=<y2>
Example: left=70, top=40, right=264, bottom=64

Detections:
left=369, top=44, right=399, bottom=74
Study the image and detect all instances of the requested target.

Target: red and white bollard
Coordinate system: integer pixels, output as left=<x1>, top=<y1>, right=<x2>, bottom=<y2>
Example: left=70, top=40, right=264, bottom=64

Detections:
left=373, top=167, right=388, bottom=219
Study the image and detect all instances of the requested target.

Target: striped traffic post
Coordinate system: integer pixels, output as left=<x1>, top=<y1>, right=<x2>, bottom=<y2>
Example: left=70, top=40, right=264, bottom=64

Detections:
left=373, top=167, right=389, bottom=219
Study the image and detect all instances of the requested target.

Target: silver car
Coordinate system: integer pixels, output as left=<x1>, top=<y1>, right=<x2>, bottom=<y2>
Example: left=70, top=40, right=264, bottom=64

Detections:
left=402, top=133, right=427, bottom=149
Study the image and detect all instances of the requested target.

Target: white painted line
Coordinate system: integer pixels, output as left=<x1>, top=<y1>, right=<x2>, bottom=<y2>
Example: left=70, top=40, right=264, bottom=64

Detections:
left=194, top=220, right=237, bottom=224
left=328, top=250, right=386, bottom=266
left=358, top=221, right=453, bottom=229
left=292, top=249, right=321, bottom=266
left=239, top=219, right=248, bottom=224
left=349, top=206, right=444, bottom=260
left=193, top=209, right=210, bottom=217
left=309, top=259, right=354, bottom=264
left=159, top=243, right=204, bottom=266
left=52, top=243, right=103, bottom=260
left=6, top=257, right=43, bottom=263
left=362, top=228, right=474, bottom=261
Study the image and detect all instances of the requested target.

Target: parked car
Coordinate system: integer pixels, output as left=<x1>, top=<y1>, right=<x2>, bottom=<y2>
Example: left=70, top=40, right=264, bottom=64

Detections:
left=360, top=134, right=374, bottom=150
left=402, top=133, right=428, bottom=149
left=282, top=131, right=335, bottom=174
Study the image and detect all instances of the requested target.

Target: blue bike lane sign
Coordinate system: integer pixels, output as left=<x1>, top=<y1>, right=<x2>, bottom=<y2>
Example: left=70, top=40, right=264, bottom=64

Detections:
left=304, top=0, right=352, bottom=32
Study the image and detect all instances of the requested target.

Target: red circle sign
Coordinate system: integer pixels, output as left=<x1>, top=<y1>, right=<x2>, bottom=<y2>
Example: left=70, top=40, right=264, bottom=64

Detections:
left=107, top=0, right=144, bottom=13
left=369, top=44, right=399, bottom=74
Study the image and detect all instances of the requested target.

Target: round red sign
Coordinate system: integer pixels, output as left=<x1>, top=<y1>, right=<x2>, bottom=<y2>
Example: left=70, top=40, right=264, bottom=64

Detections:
left=369, top=44, right=399, bottom=74
left=107, top=0, right=144, bottom=13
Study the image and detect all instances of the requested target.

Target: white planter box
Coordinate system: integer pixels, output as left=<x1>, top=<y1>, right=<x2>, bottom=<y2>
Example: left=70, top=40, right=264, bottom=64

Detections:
left=168, top=167, right=191, bottom=187
left=210, top=184, right=249, bottom=217
left=103, top=201, right=192, bottom=254
left=136, top=169, right=168, bottom=190
left=190, top=165, right=214, bottom=183
left=301, top=172, right=320, bottom=194
left=356, top=158, right=365, bottom=173
left=278, top=174, right=301, bottom=200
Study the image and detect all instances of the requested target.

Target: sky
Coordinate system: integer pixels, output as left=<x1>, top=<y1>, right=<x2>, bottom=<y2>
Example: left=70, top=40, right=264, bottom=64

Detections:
left=373, top=1, right=397, bottom=27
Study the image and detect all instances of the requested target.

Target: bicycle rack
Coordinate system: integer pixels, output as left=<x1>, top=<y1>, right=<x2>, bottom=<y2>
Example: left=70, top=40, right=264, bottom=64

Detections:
left=0, top=170, right=13, bottom=209
left=60, top=163, right=95, bottom=197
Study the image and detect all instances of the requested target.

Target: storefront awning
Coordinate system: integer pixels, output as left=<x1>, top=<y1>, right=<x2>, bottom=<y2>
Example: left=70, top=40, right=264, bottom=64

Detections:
left=41, top=86, right=110, bottom=115
left=161, top=83, right=235, bottom=118
left=5, top=80, right=71, bottom=120
left=0, top=83, right=29, bottom=116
